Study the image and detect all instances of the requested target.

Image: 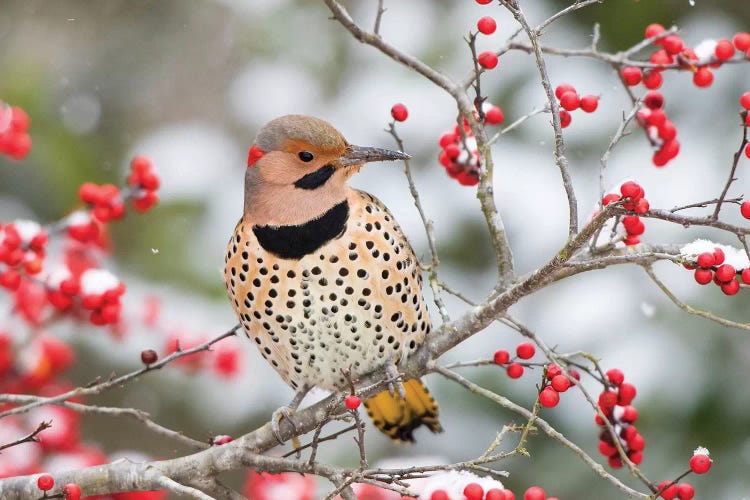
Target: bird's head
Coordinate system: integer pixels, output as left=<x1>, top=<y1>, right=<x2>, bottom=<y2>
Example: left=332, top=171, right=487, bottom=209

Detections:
left=243, top=115, right=409, bottom=225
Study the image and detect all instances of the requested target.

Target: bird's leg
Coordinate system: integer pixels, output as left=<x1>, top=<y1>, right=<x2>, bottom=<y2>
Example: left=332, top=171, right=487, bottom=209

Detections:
left=270, top=387, right=310, bottom=444
left=385, top=360, right=406, bottom=399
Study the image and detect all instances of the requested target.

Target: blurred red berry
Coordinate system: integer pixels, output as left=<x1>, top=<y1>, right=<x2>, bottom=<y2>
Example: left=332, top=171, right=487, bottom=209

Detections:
left=493, top=349, right=510, bottom=365
left=579, top=95, right=599, bottom=113
left=645, top=23, right=665, bottom=39
left=559, top=110, right=572, bottom=128
left=463, top=482, right=484, bottom=500
left=507, top=362, right=524, bottom=379
left=63, top=483, right=82, bottom=500
left=524, top=486, right=546, bottom=500
left=477, top=16, right=497, bottom=35
left=714, top=39, right=735, bottom=61
left=693, top=67, right=714, bottom=87
left=734, top=32, right=750, bottom=51
left=37, top=474, right=54, bottom=491
left=478, top=51, right=499, bottom=69
left=555, top=83, right=576, bottom=99
left=391, top=103, right=408, bottom=122
left=516, top=341, right=535, bottom=359
left=345, top=394, right=361, bottom=410
left=621, top=66, right=643, bottom=86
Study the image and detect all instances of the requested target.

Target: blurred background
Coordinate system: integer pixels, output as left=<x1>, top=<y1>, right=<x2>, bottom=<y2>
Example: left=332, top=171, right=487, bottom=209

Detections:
left=1, top=0, right=750, bottom=498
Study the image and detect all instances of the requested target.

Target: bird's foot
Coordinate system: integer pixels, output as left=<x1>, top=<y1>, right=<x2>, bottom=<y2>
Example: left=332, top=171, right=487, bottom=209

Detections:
left=385, top=362, right=406, bottom=399
left=270, top=405, right=299, bottom=444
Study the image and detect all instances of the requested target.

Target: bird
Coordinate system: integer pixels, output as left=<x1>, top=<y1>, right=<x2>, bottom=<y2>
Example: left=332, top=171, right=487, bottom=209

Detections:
left=224, top=114, right=441, bottom=442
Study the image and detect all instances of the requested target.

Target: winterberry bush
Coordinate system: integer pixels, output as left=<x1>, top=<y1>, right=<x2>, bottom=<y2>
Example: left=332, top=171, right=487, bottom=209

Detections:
left=0, top=1, right=749, bottom=499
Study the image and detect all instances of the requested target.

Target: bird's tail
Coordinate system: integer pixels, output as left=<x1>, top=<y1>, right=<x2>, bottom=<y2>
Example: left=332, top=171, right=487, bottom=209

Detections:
left=363, top=378, right=442, bottom=442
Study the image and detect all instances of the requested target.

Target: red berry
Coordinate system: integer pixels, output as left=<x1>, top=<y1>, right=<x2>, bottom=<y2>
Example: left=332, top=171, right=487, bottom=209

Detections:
left=715, top=264, right=736, bottom=282
left=0, top=269, right=21, bottom=290
left=602, top=193, right=621, bottom=206
left=644, top=91, right=664, bottom=109
left=463, top=482, right=484, bottom=500
left=746, top=143, right=750, bottom=159
left=598, top=390, right=618, bottom=410
left=141, top=349, right=158, bottom=365
left=734, top=32, right=750, bottom=51
left=439, top=132, right=457, bottom=148
left=598, top=440, right=617, bottom=456
left=696, top=252, right=715, bottom=268
left=650, top=49, right=673, bottom=66
left=579, top=95, right=599, bottom=113
left=676, top=483, right=695, bottom=500
left=714, top=39, right=735, bottom=61
left=618, top=383, right=637, bottom=405
left=643, top=70, right=663, bottom=89
left=621, top=66, right=643, bottom=86
left=486, top=489, right=507, bottom=500
left=559, top=91, right=580, bottom=111
left=721, top=279, right=740, bottom=296
left=539, top=387, right=560, bottom=408
left=645, top=23, right=665, bottom=40
left=693, top=67, right=714, bottom=87
left=430, top=490, right=450, bottom=500
left=212, top=434, right=234, bottom=445
left=523, top=486, right=546, bottom=500
left=507, top=362, right=524, bottom=379
left=658, top=481, right=678, bottom=500
left=694, top=269, right=713, bottom=285
left=620, top=181, right=642, bottom=199
left=621, top=405, right=638, bottom=423
left=477, top=16, right=497, bottom=35
left=568, top=369, right=581, bottom=381
left=658, top=120, right=677, bottom=141
left=608, top=455, right=623, bottom=468
left=627, top=432, right=645, bottom=452
left=551, top=374, right=570, bottom=392
left=545, top=364, right=562, bottom=378
left=391, top=103, right=408, bottom=122
left=477, top=51, right=499, bottom=69
left=714, top=248, right=726, bottom=267
left=662, top=35, right=684, bottom=55
left=493, top=349, right=510, bottom=365
left=516, top=341, right=535, bottom=359
left=559, top=110, right=572, bottom=128
left=475, top=0, right=493, bottom=3
left=629, top=450, right=644, bottom=465
left=606, top=368, right=625, bottom=386
left=555, top=83, right=576, bottom=99
left=484, top=106, right=504, bottom=125
left=502, top=489, right=516, bottom=500
left=345, top=394, right=361, bottom=410
left=689, top=453, right=711, bottom=474
left=740, top=92, right=750, bottom=110
left=37, top=474, right=54, bottom=491
left=63, top=483, right=82, bottom=500
left=741, top=268, right=750, bottom=284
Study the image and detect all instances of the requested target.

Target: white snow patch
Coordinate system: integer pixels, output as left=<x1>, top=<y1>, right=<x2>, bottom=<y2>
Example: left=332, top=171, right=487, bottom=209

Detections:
left=12, top=220, right=42, bottom=242
left=80, top=269, right=119, bottom=294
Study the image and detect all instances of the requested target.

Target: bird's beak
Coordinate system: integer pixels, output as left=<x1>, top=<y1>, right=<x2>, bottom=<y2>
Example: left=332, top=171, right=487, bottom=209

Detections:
left=337, top=145, right=411, bottom=167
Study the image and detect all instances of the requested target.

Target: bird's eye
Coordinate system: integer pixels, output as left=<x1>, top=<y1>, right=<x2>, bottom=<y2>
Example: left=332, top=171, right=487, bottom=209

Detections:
left=298, top=151, right=314, bottom=162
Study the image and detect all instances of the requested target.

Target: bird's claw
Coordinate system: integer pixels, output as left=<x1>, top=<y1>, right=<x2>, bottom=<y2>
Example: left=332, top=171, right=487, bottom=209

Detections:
left=385, top=362, right=406, bottom=399
left=270, top=405, right=298, bottom=444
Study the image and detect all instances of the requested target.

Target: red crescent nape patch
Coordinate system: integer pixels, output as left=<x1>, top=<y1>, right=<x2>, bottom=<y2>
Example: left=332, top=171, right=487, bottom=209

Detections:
left=247, top=145, right=265, bottom=167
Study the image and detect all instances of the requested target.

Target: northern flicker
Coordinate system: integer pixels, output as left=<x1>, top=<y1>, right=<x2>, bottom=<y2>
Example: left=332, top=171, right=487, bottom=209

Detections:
left=224, top=115, right=441, bottom=442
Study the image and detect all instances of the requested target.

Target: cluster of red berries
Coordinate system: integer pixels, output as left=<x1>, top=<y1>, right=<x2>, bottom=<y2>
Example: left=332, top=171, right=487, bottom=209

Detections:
left=601, top=181, right=649, bottom=246
left=428, top=483, right=557, bottom=500
left=538, top=364, right=579, bottom=409
left=36, top=474, right=81, bottom=500
left=0, top=221, right=48, bottom=289
left=621, top=26, right=750, bottom=91
left=79, top=156, right=160, bottom=223
left=684, top=247, right=746, bottom=296
left=636, top=91, right=680, bottom=167
left=0, top=103, right=32, bottom=160
left=127, top=156, right=161, bottom=212
left=437, top=108, right=503, bottom=186
left=655, top=450, right=711, bottom=500
left=594, top=368, right=643, bottom=468
left=553, top=84, right=599, bottom=128
left=78, top=269, right=126, bottom=325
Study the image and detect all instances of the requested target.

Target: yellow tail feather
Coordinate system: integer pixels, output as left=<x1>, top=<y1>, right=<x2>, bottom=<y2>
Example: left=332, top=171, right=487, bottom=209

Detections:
left=363, top=379, right=442, bottom=442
